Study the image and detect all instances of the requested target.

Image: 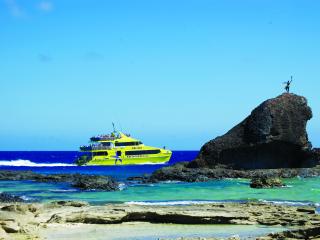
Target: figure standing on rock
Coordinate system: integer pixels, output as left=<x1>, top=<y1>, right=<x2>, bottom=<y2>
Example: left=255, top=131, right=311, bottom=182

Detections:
left=284, top=76, right=293, bottom=93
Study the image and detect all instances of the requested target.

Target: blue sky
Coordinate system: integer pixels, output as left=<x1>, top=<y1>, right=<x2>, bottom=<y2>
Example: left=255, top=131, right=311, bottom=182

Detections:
left=0, top=0, right=319, bottom=150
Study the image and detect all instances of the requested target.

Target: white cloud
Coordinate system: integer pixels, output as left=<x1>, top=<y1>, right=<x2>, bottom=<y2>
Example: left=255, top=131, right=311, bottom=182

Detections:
left=38, top=1, right=53, bottom=12
left=4, top=0, right=25, bottom=18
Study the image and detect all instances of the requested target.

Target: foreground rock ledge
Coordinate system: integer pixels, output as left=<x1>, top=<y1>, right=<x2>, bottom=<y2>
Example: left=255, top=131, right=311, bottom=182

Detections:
left=0, top=202, right=319, bottom=239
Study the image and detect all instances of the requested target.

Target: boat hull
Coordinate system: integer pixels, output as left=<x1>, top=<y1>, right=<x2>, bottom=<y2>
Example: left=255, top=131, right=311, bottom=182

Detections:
left=86, top=153, right=171, bottom=166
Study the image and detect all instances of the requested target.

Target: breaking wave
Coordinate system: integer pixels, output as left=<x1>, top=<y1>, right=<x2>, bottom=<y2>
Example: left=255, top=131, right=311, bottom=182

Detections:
left=259, top=199, right=320, bottom=207
left=0, top=159, right=76, bottom=167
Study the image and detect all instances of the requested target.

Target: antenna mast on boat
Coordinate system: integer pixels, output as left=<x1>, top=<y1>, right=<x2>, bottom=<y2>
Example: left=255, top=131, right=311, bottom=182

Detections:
left=112, top=122, right=116, bottom=133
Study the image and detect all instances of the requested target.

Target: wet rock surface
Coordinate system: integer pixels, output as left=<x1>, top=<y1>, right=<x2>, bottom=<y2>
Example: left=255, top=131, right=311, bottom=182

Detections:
left=0, top=192, right=25, bottom=203
left=259, top=226, right=320, bottom=239
left=0, top=170, right=119, bottom=191
left=71, top=175, right=119, bottom=191
left=250, top=176, right=285, bottom=189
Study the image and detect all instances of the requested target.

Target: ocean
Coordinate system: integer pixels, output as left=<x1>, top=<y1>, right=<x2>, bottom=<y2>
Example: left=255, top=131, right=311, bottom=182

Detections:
left=0, top=151, right=198, bottom=180
left=0, top=151, right=319, bottom=207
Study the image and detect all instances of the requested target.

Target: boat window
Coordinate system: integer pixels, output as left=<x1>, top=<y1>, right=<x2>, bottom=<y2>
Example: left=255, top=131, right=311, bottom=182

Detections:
left=93, top=152, right=108, bottom=156
left=90, top=137, right=100, bottom=142
left=115, top=142, right=142, bottom=147
left=125, top=150, right=161, bottom=155
left=80, top=145, right=92, bottom=151
left=102, top=142, right=111, bottom=147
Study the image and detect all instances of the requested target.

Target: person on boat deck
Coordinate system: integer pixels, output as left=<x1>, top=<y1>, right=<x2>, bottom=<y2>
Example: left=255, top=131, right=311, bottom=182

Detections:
left=115, top=151, right=122, bottom=164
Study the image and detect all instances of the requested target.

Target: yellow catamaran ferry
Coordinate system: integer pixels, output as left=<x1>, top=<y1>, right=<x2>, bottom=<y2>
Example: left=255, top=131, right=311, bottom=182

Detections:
left=76, top=129, right=172, bottom=166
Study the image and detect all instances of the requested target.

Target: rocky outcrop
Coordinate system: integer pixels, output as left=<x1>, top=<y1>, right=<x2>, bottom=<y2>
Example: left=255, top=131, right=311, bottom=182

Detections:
left=263, top=226, right=320, bottom=239
left=0, top=221, right=21, bottom=233
left=149, top=162, right=320, bottom=183
left=127, top=174, right=150, bottom=183
left=49, top=201, right=89, bottom=208
left=0, top=171, right=120, bottom=191
left=312, top=148, right=320, bottom=164
left=0, top=193, right=25, bottom=203
left=148, top=93, right=320, bottom=183
left=250, top=177, right=285, bottom=189
left=190, top=93, right=315, bottom=169
left=163, top=226, right=320, bottom=240
left=71, top=175, right=119, bottom=191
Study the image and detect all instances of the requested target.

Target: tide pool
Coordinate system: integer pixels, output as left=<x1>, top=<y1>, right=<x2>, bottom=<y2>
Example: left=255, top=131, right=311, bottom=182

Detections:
left=40, top=223, right=287, bottom=240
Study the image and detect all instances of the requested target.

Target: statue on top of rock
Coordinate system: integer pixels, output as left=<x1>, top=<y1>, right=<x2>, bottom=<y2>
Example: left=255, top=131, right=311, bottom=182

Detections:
left=284, top=76, right=293, bottom=93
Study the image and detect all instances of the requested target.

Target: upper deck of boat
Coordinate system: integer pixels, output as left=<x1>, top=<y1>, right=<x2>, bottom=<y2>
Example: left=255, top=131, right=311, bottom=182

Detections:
left=90, top=132, right=132, bottom=142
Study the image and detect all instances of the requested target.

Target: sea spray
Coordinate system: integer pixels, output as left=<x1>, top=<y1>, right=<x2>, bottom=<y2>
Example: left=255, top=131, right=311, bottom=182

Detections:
left=0, top=159, right=75, bottom=167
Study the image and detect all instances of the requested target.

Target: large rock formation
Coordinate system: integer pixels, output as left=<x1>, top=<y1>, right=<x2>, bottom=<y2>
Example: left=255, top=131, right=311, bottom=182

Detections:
left=312, top=148, right=320, bottom=164
left=148, top=93, right=320, bottom=182
left=189, top=93, right=315, bottom=169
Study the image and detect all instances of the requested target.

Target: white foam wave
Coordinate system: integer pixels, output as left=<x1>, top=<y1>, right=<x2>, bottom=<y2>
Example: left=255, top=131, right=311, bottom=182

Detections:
left=259, top=199, right=320, bottom=207
left=20, top=195, right=35, bottom=201
left=0, top=159, right=75, bottom=167
left=136, top=162, right=168, bottom=165
left=163, top=180, right=182, bottom=184
left=49, top=189, right=78, bottom=193
left=118, top=183, right=127, bottom=191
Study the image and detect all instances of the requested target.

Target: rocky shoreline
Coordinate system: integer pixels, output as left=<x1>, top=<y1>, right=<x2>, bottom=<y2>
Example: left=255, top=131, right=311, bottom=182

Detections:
left=0, top=170, right=119, bottom=191
left=0, top=201, right=318, bottom=239
left=145, top=162, right=320, bottom=183
left=2, top=167, right=319, bottom=190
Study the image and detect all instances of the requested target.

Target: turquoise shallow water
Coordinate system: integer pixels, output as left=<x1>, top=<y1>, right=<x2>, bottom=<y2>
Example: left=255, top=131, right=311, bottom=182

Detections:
left=1, top=177, right=319, bottom=205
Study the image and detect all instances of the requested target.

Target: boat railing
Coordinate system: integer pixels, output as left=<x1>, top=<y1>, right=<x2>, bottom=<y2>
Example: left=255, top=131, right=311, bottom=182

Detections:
left=91, top=146, right=112, bottom=150
left=90, top=136, right=118, bottom=141
left=80, top=145, right=112, bottom=151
